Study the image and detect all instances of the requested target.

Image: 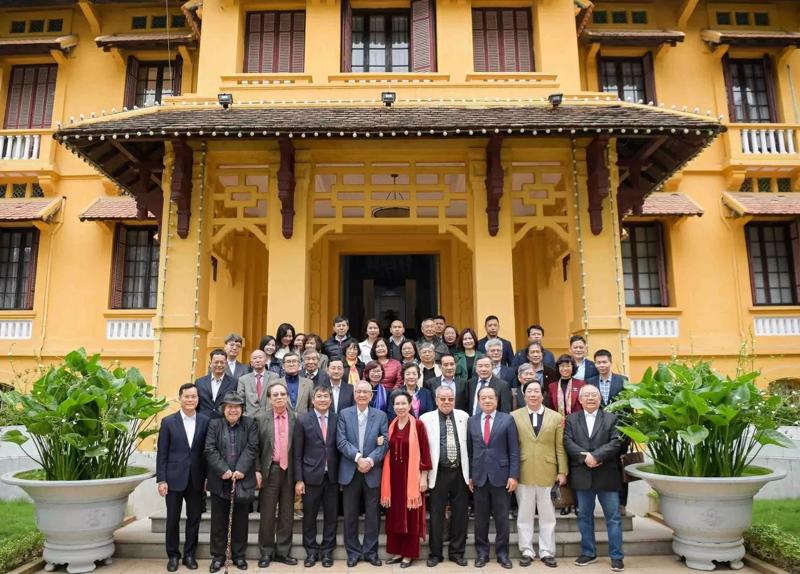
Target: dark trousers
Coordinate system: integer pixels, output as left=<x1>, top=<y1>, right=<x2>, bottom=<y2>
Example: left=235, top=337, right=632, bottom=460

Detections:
left=620, top=481, right=629, bottom=507
left=164, top=481, right=204, bottom=559
left=473, top=483, right=511, bottom=559
left=258, top=465, right=294, bottom=558
left=342, top=472, right=380, bottom=560
left=428, top=466, right=468, bottom=560
left=210, top=495, right=250, bottom=561
left=302, top=473, right=339, bottom=558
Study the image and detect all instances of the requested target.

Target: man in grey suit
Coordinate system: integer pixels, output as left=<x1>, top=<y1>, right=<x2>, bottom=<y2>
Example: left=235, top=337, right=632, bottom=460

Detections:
left=564, top=385, right=624, bottom=572
left=336, top=380, right=389, bottom=568
left=254, top=382, right=298, bottom=567
left=238, top=350, right=278, bottom=415
left=277, top=352, right=313, bottom=414
left=223, top=333, right=249, bottom=380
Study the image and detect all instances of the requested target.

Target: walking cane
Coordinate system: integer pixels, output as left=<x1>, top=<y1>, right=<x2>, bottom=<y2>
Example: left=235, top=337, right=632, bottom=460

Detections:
left=223, top=477, right=237, bottom=574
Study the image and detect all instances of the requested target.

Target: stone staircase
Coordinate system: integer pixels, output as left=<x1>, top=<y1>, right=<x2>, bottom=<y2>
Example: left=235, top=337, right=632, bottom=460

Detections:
left=114, top=510, right=673, bottom=560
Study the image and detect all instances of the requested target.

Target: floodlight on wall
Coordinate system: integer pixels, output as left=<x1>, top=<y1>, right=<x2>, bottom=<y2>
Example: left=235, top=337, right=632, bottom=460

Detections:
left=548, top=93, right=564, bottom=109
left=381, top=92, right=397, bottom=108
left=218, top=93, right=233, bottom=110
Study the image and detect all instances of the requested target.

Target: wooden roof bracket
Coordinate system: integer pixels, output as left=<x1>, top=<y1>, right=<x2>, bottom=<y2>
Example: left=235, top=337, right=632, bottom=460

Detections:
left=277, top=136, right=296, bottom=239
left=586, top=135, right=610, bottom=235
left=485, top=134, right=504, bottom=237
left=135, top=163, right=164, bottom=240
left=170, top=139, right=193, bottom=239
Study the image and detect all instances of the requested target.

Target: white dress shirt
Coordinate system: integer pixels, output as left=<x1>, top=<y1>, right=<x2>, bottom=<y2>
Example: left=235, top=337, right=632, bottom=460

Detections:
left=330, top=382, right=341, bottom=412
left=527, top=405, right=545, bottom=428
left=584, top=409, right=598, bottom=436
left=210, top=377, right=223, bottom=401
left=181, top=410, right=197, bottom=448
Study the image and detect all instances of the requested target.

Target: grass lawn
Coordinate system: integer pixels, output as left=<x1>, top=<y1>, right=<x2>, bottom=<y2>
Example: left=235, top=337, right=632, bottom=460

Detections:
left=752, top=498, right=800, bottom=538
left=0, top=499, right=36, bottom=540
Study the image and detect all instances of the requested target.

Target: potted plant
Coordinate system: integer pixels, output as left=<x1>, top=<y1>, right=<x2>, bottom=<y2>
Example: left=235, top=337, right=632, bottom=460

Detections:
left=608, top=361, right=792, bottom=571
left=0, top=349, right=167, bottom=573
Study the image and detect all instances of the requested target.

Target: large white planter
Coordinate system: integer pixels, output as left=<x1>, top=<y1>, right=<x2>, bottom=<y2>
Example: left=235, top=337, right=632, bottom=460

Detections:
left=1, top=469, right=155, bottom=574
left=627, top=463, right=786, bottom=571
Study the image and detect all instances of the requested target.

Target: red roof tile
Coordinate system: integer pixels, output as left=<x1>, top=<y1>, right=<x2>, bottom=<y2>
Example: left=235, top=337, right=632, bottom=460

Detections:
left=0, top=198, right=62, bottom=221
left=722, top=192, right=800, bottom=216
left=79, top=197, right=154, bottom=220
left=639, top=193, right=703, bottom=216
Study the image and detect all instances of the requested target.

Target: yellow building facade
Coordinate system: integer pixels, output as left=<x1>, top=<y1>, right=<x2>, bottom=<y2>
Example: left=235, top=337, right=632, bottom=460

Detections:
left=0, top=0, right=798, bottom=399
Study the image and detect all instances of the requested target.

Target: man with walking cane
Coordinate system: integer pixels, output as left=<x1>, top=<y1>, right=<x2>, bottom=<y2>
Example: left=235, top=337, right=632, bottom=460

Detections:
left=205, top=392, right=259, bottom=573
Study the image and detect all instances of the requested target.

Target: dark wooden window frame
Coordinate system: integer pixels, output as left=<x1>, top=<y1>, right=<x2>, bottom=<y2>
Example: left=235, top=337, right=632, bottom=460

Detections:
left=110, top=224, right=160, bottom=310
left=471, top=8, right=534, bottom=73
left=0, top=227, right=39, bottom=310
left=244, top=10, right=306, bottom=73
left=745, top=222, right=800, bottom=306
left=4, top=64, right=58, bottom=130
left=622, top=222, right=669, bottom=307
left=123, top=56, right=182, bottom=109
left=350, top=10, right=411, bottom=73
left=598, top=54, right=657, bottom=104
left=722, top=55, right=778, bottom=123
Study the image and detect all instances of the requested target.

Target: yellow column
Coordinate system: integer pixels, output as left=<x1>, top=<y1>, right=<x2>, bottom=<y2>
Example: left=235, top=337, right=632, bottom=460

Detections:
left=569, top=139, right=630, bottom=375
left=152, top=141, right=213, bottom=398
left=468, top=146, right=518, bottom=347
left=265, top=148, right=311, bottom=334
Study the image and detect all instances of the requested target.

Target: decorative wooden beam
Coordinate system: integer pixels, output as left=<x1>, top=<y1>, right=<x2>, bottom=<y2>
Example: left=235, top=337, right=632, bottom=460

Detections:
left=677, top=0, right=700, bottom=30
left=50, top=49, right=68, bottom=65
left=277, top=136, right=296, bottom=239
left=135, top=163, right=164, bottom=240
left=78, top=0, right=102, bottom=35
left=586, top=135, right=610, bottom=235
left=485, top=134, right=504, bottom=236
left=170, top=139, right=193, bottom=239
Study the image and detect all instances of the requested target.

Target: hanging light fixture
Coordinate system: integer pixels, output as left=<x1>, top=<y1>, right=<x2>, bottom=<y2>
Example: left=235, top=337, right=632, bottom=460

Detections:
left=372, top=173, right=410, bottom=218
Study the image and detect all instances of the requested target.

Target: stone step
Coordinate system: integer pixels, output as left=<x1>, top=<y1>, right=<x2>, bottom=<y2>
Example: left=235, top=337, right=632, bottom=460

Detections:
left=148, top=510, right=634, bottom=535
left=115, top=516, right=671, bottom=560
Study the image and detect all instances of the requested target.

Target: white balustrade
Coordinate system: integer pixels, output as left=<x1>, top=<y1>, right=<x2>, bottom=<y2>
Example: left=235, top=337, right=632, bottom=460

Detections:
left=0, top=320, right=33, bottom=339
left=753, top=316, right=800, bottom=336
left=629, top=318, right=679, bottom=338
left=740, top=127, right=797, bottom=155
left=106, top=319, right=153, bottom=340
left=0, top=134, right=41, bottom=161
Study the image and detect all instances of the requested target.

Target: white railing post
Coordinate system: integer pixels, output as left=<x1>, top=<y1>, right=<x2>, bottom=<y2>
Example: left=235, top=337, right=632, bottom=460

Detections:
left=788, top=129, right=797, bottom=154
left=31, top=134, right=40, bottom=159
left=767, top=129, right=777, bottom=154
left=741, top=129, right=751, bottom=153
left=758, top=129, right=769, bottom=154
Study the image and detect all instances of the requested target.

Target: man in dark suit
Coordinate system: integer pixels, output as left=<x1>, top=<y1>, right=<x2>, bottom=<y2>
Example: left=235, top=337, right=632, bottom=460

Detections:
left=197, top=349, right=238, bottom=419
left=322, top=358, right=354, bottom=414
left=485, top=339, right=517, bottom=386
left=336, top=380, right=389, bottom=567
left=476, top=315, right=514, bottom=366
left=276, top=352, right=314, bottom=415
left=294, top=385, right=340, bottom=568
left=512, top=325, right=556, bottom=369
left=223, top=333, right=249, bottom=380
left=156, top=383, right=210, bottom=572
left=426, top=354, right=469, bottom=412
left=302, top=350, right=330, bottom=387
left=515, top=343, right=559, bottom=389
left=468, top=356, right=512, bottom=415
left=570, top=335, right=599, bottom=381
left=584, top=350, right=626, bottom=407
left=564, top=385, right=624, bottom=571
left=467, top=386, right=520, bottom=569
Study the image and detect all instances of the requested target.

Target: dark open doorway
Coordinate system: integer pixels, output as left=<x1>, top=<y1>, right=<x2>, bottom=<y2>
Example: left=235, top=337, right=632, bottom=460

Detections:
left=341, top=254, right=438, bottom=340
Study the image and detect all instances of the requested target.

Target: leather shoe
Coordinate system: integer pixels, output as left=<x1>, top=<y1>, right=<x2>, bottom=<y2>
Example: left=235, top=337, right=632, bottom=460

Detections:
left=273, top=555, right=297, bottom=566
left=234, top=559, right=248, bottom=570
left=541, top=556, right=557, bottom=568
left=386, top=557, right=403, bottom=565
left=258, top=558, right=271, bottom=568
left=400, top=560, right=413, bottom=569
left=167, top=557, right=179, bottom=572
left=321, top=556, right=334, bottom=568
left=183, top=557, right=199, bottom=570
left=209, top=560, right=223, bottom=573
left=498, top=557, right=513, bottom=569
left=475, top=556, right=488, bottom=568
left=426, top=557, right=442, bottom=567
left=449, top=557, right=467, bottom=567
left=304, top=556, right=317, bottom=568
left=366, top=556, right=382, bottom=567
left=519, top=556, right=533, bottom=567
left=346, top=557, right=359, bottom=568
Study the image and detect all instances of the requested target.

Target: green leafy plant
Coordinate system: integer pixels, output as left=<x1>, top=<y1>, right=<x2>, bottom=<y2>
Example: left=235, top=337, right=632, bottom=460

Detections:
left=607, top=361, right=794, bottom=477
left=0, top=530, right=44, bottom=573
left=744, top=524, right=800, bottom=573
left=0, top=348, right=167, bottom=481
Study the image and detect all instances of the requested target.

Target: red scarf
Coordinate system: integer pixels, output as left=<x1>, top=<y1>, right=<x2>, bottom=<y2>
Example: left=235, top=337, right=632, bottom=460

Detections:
left=380, top=416, right=426, bottom=539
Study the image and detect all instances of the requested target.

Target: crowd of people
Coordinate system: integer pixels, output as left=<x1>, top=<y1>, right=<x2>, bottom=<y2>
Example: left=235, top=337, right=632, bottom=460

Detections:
left=156, top=315, right=630, bottom=574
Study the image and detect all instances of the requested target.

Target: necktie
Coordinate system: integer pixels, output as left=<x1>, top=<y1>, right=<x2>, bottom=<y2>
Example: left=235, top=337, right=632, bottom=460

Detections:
left=277, top=414, right=288, bottom=470
left=483, top=414, right=491, bottom=446
left=319, top=414, right=327, bottom=441
left=256, top=374, right=263, bottom=399
left=445, top=416, right=457, bottom=463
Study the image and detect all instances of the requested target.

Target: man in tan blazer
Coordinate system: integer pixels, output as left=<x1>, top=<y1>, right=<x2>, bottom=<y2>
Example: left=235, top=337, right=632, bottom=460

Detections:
left=238, top=350, right=278, bottom=415
left=511, top=377, right=568, bottom=568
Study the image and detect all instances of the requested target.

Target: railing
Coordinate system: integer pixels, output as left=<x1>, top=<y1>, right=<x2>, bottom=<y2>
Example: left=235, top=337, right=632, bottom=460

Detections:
left=728, top=124, right=799, bottom=156
left=0, top=133, right=41, bottom=161
left=753, top=316, right=800, bottom=336
left=629, top=317, right=680, bottom=338
left=106, top=319, right=153, bottom=340
left=0, top=320, right=33, bottom=340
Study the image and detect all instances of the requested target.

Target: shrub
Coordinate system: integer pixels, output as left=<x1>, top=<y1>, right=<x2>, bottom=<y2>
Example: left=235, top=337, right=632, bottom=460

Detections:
left=744, top=523, right=800, bottom=574
left=0, top=531, right=44, bottom=573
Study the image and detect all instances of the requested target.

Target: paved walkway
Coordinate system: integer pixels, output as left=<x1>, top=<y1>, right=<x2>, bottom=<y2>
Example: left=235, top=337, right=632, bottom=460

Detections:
left=31, top=557, right=759, bottom=574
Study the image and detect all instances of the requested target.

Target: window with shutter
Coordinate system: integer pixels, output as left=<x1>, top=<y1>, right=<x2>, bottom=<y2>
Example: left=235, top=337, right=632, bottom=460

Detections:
left=746, top=223, right=798, bottom=305
left=110, top=225, right=159, bottom=310
left=599, top=56, right=655, bottom=103
left=410, top=0, right=436, bottom=72
left=723, top=56, right=777, bottom=123
left=0, top=228, right=40, bottom=310
left=351, top=11, right=410, bottom=72
left=621, top=223, right=669, bottom=306
left=4, top=65, right=57, bottom=129
left=244, top=11, right=305, bottom=73
left=471, top=9, right=533, bottom=73
left=125, top=60, right=181, bottom=108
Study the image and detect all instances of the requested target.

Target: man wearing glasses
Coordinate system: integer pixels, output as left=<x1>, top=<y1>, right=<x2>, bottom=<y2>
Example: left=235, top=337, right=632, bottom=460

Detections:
left=275, top=352, right=313, bottom=414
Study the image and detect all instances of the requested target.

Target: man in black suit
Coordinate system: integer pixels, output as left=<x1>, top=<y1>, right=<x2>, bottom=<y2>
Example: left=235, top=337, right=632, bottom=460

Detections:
left=156, top=383, right=210, bottom=572
left=476, top=315, right=514, bottom=366
left=564, top=385, right=624, bottom=571
left=584, top=350, right=626, bottom=407
left=569, top=335, right=599, bottom=381
left=294, top=385, right=340, bottom=568
left=302, top=350, right=330, bottom=387
left=426, top=354, right=468, bottom=412
left=322, top=358, right=354, bottom=414
left=196, top=349, right=238, bottom=419
left=484, top=339, right=516, bottom=386
left=468, top=356, right=512, bottom=415
left=467, top=386, right=519, bottom=569
left=223, top=333, right=249, bottom=380
left=512, top=325, right=557, bottom=369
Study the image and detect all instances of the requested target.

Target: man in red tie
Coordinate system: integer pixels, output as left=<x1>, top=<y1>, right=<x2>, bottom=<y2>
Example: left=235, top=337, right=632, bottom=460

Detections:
left=467, top=386, right=520, bottom=569
left=255, top=382, right=298, bottom=567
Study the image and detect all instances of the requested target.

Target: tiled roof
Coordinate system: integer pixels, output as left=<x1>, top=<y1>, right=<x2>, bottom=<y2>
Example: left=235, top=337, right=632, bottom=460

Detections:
left=722, top=192, right=800, bottom=216
left=639, top=193, right=703, bottom=216
left=702, top=30, right=800, bottom=47
left=0, top=35, right=78, bottom=55
left=56, top=103, right=723, bottom=136
left=0, top=197, right=63, bottom=221
left=79, top=197, right=154, bottom=220
left=581, top=29, right=685, bottom=46
left=95, top=32, right=197, bottom=50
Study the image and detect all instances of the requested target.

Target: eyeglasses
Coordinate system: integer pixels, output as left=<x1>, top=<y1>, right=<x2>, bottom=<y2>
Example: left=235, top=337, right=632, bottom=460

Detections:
left=354, top=390, right=372, bottom=394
